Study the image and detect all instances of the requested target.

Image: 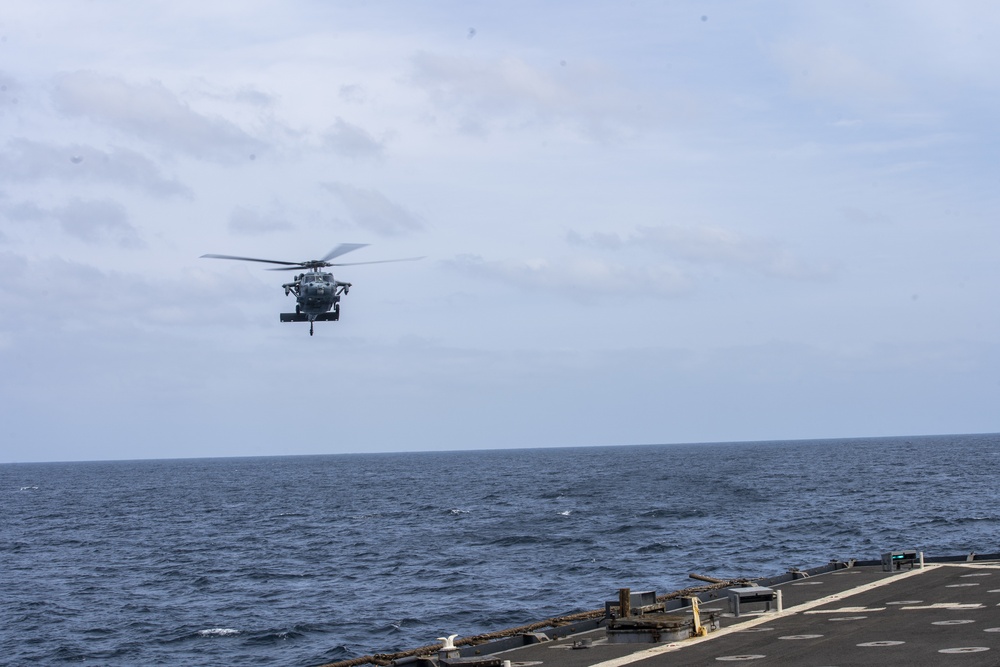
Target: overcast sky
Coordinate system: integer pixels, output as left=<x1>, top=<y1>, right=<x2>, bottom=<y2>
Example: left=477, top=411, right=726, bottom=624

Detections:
left=2, top=1, right=998, bottom=463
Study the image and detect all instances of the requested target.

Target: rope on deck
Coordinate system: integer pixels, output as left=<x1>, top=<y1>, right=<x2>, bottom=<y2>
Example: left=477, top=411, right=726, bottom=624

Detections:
left=315, top=578, right=751, bottom=667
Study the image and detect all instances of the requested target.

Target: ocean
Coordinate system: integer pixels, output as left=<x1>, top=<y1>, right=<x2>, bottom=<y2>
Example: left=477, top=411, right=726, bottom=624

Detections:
left=3, top=434, right=999, bottom=666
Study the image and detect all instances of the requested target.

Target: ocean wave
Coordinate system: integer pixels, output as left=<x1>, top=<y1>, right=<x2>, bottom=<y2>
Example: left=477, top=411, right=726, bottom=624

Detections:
left=245, top=622, right=332, bottom=644
left=487, top=534, right=545, bottom=546
left=246, top=629, right=305, bottom=643
left=636, top=541, right=680, bottom=554
left=916, top=515, right=1000, bottom=527
left=635, top=507, right=706, bottom=521
left=317, top=644, right=352, bottom=661
left=197, top=628, right=241, bottom=637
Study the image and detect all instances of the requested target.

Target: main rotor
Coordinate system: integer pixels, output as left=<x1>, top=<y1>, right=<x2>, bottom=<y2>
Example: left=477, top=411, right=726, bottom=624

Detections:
left=201, top=243, right=422, bottom=271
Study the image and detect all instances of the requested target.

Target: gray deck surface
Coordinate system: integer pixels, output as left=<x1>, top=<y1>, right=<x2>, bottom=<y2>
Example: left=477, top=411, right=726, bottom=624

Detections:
left=483, top=562, right=1000, bottom=666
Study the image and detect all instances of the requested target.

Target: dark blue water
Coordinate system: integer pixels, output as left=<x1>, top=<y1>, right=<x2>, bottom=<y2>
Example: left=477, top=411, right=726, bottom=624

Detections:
left=3, top=434, right=999, bottom=666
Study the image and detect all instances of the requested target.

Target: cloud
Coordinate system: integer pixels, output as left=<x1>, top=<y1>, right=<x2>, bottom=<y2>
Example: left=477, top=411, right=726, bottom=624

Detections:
left=322, top=182, right=424, bottom=237
left=1, top=197, right=142, bottom=247
left=0, top=70, right=22, bottom=107
left=52, top=71, right=266, bottom=162
left=338, top=84, right=366, bottom=104
left=567, top=225, right=832, bottom=281
left=773, top=40, right=906, bottom=109
left=228, top=205, right=294, bottom=235
left=444, top=253, right=690, bottom=299
left=0, top=139, right=190, bottom=197
left=412, top=52, right=566, bottom=111
left=408, top=52, right=643, bottom=139
left=323, top=118, right=385, bottom=160
left=0, top=253, right=260, bottom=335
left=441, top=223, right=828, bottom=301
left=190, top=80, right=277, bottom=108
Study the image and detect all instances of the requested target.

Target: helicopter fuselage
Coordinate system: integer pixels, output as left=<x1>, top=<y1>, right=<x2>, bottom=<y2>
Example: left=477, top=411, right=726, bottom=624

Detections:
left=282, top=270, right=351, bottom=319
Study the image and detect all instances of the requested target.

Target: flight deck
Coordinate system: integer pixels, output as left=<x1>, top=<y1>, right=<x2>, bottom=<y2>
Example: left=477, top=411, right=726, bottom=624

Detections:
left=322, top=554, right=1000, bottom=667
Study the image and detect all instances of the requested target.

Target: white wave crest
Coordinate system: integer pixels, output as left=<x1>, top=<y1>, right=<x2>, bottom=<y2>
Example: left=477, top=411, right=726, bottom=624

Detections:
left=198, top=628, right=240, bottom=637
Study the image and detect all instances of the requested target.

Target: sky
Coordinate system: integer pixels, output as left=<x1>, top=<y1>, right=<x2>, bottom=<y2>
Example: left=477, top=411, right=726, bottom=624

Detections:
left=2, top=1, right=998, bottom=463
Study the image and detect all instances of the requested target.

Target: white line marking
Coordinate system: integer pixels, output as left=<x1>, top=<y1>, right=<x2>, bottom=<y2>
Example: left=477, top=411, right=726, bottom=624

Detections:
left=933, top=620, right=975, bottom=625
left=804, top=607, right=885, bottom=614
left=715, top=656, right=765, bottom=662
left=858, top=641, right=905, bottom=647
left=901, top=603, right=985, bottom=610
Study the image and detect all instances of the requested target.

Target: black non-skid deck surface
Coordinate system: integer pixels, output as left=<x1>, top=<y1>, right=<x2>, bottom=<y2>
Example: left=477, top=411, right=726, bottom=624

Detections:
left=488, top=563, right=1000, bottom=667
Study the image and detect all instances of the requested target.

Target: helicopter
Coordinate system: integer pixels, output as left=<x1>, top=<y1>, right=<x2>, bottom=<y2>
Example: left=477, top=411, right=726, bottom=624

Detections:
left=201, top=243, right=422, bottom=335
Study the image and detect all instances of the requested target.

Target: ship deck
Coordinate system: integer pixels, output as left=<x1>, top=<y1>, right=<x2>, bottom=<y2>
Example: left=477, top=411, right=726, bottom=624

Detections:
left=473, top=560, right=1000, bottom=667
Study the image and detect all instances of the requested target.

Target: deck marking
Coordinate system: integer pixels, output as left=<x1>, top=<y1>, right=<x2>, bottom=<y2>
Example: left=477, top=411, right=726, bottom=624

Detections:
left=983, top=628, right=1000, bottom=632
left=885, top=600, right=922, bottom=605
left=778, top=634, right=822, bottom=640
left=734, top=627, right=774, bottom=633
left=960, top=573, right=993, bottom=577
left=804, top=606, right=884, bottom=614
left=584, top=565, right=934, bottom=667
left=939, top=647, right=989, bottom=653
left=932, top=620, right=975, bottom=625
left=946, top=583, right=980, bottom=587
left=829, top=616, right=868, bottom=621
left=901, top=603, right=984, bottom=610
left=858, top=641, right=905, bottom=647
left=715, top=656, right=765, bottom=661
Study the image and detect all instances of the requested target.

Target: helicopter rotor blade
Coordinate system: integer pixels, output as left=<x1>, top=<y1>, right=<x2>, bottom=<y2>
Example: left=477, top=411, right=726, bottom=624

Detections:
left=263, top=255, right=425, bottom=270
left=327, top=256, right=425, bottom=266
left=203, top=246, right=423, bottom=271
left=201, top=254, right=302, bottom=267
left=321, top=243, right=370, bottom=263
